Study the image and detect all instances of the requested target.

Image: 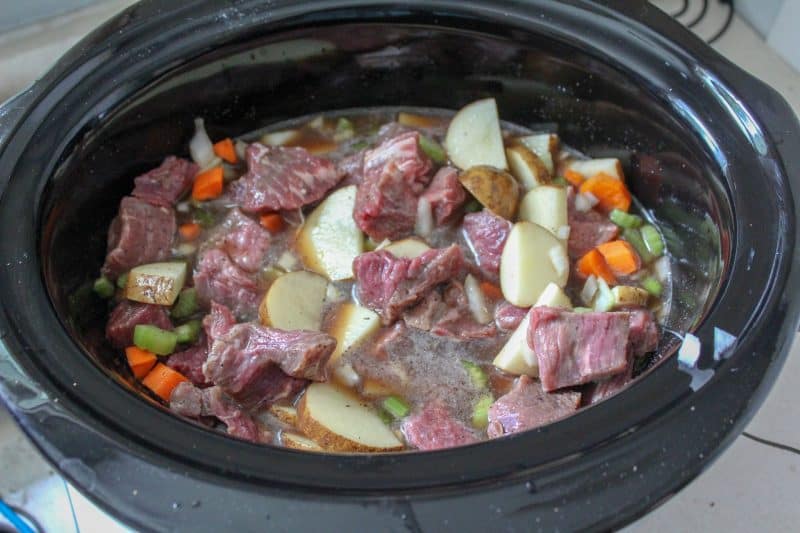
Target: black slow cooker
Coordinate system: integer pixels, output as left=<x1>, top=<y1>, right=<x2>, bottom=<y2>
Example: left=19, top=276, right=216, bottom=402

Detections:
left=0, top=1, right=798, bottom=531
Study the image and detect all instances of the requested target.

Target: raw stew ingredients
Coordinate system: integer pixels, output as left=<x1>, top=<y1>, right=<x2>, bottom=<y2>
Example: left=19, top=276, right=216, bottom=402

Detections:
left=90, top=99, right=669, bottom=452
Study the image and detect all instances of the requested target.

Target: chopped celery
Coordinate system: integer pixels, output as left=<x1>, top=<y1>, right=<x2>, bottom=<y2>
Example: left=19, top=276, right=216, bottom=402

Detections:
left=471, top=395, right=494, bottom=429
left=92, top=276, right=115, bottom=299
left=464, top=199, right=482, bottom=213
left=116, top=272, right=129, bottom=290
left=382, top=396, right=410, bottom=419
left=641, top=276, right=663, bottom=297
left=193, top=208, right=217, bottom=228
left=621, top=228, right=654, bottom=263
left=377, top=408, right=394, bottom=425
left=170, top=288, right=198, bottom=319
left=573, top=306, right=593, bottom=313
left=133, top=324, right=178, bottom=356
left=640, top=224, right=665, bottom=257
left=351, top=140, right=369, bottom=151
left=419, top=135, right=447, bottom=164
left=334, top=117, right=355, bottom=141
left=461, top=360, right=488, bottom=389
left=592, top=278, right=615, bottom=312
left=609, top=209, right=643, bottom=229
left=175, top=320, right=202, bottom=344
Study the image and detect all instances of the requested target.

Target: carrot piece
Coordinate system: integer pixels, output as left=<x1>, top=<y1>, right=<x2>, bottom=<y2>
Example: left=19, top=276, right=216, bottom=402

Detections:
left=213, top=138, right=238, bottom=164
left=579, top=173, right=631, bottom=212
left=259, top=213, right=284, bottom=233
left=125, top=346, right=157, bottom=380
left=576, top=249, right=617, bottom=285
left=141, top=363, right=188, bottom=401
left=596, top=240, right=641, bottom=276
left=192, top=166, right=224, bottom=201
left=479, top=281, right=503, bottom=301
left=178, top=222, right=201, bottom=241
left=563, top=169, right=585, bottom=187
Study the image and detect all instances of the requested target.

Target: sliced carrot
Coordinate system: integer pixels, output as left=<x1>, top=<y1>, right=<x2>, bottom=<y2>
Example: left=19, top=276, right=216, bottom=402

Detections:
left=192, top=166, right=224, bottom=201
left=563, top=169, right=585, bottom=187
left=125, top=346, right=157, bottom=380
left=479, top=281, right=503, bottom=301
left=259, top=213, right=284, bottom=233
left=596, top=240, right=641, bottom=276
left=579, top=173, right=631, bottom=212
left=576, top=249, right=617, bottom=285
left=213, top=138, right=238, bottom=164
left=141, top=363, right=188, bottom=401
left=178, top=222, right=201, bottom=241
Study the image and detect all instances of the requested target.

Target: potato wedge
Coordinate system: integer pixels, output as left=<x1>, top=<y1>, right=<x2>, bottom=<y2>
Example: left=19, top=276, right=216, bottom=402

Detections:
left=125, top=262, right=186, bottom=306
left=493, top=313, right=538, bottom=376
left=518, top=133, right=559, bottom=175
left=397, top=112, right=446, bottom=129
left=259, top=270, right=328, bottom=331
left=518, top=185, right=568, bottom=237
left=381, top=238, right=431, bottom=259
left=567, top=158, right=624, bottom=181
left=500, top=222, right=569, bottom=306
left=445, top=98, right=508, bottom=170
left=458, top=165, right=519, bottom=220
left=297, top=382, right=404, bottom=452
left=260, top=129, right=301, bottom=146
left=535, top=282, right=573, bottom=309
left=269, top=404, right=298, bottom=426
left=611, top=285, right=650, bottom=308
left=327, top=303, right=381, bottom=366
left=281, top=432, right=324, bottom=452
left=297, top=185, right=364, bottom=281
left=506, top=143, right=550, bottom=191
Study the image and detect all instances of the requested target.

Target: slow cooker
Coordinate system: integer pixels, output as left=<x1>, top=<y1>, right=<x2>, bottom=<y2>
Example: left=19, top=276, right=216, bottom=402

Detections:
left=0, top=1, right=798, bottom=530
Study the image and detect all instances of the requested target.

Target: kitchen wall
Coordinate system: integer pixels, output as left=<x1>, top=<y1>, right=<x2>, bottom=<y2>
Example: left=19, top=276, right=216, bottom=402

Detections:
left=737, top=0, right=800, bottom=70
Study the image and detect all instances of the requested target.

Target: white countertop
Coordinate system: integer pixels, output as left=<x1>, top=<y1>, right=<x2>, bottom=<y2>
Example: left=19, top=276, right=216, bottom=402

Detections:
left=1, top=1, right=799, bottom=531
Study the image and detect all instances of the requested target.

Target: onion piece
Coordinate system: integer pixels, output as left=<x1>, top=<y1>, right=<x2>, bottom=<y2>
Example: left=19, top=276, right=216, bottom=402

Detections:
left=580, top=275, right=598, bottom=305
left=465, top=274, right=492, bottom=324
left=276, top=251, right=299, bottom=272
left=325, top=283, right=345, bottom=304
left=234, top=139, right=249, bottom=160
left=189, top=118, right=216, bottom=168
left=583, top=191, right=599, bottom=208
left=573, top=192, right=592, bottom=212
left=548, top=245, right=569, bottom=279
left=175, top=243, right=197, bottom=257
left=176, top=201, right=190, bottom=214
left=334, top=363, right=361, bottom=388
left=556, top=225, right=571, bottom=240
left=415, top=197, right=433, bottom=238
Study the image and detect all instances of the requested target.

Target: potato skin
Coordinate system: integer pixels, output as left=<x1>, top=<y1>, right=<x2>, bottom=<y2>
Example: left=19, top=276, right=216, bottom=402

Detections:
left=458, top=165, right=520, bottom=220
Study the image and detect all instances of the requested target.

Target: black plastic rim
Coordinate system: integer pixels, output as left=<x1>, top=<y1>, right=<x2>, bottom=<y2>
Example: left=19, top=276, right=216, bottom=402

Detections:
left=0, top=1, right=798, bottom=531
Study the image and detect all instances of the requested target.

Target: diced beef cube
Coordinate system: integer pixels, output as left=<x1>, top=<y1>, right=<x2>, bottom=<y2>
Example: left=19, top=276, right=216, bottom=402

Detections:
left=105, top=300, right=172, bottom=348
left=462, top=209, right=512, bottom=282
left=232, top=143, right=343, bottom=213
left=421, top=167, right=466, bottom=224
left=402, top=401, right=478, bottom=451
left=353, top=131, right=433, bottom=241
left=487, top=375, right=581, bottom=438
left=218, top=208, right=270, bottom=272
left=404, top=282, right=496, bottom=339
left=194, top=249, right=262, bottom=319
left=102, top=197, right=175, bottom=278
left=353, top=244, right=465, bottom=324
left=627, top=308, right=659, bottom=355
left=203, top=301, right=237, bottom=342
left=375, top=122, right=413, bottom=143
left=494, top=301, right=529, bottom=332
left=582, top=369, right=632, bottom=406
left=170, top=383, right=271, bottom=443
left=567, top=193, right=618, bottom=259
left=131, top=156, right=197, bottom=207
left=529, top=307, right=631, bottom=392
left=203, top=323, right=334, bottom=408
left=167, top=335, right=211, bottom=387
left=369, top=322, right=409, bottom=360
left=337, top=149, right=366, bottom=186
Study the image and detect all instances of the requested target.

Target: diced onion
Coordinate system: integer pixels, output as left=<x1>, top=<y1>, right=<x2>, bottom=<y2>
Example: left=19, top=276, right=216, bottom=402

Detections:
left=234, top=140, right=249, bottom=160
left=580, top=275, right=598, bottom=305
left=276, top=251, right=299, bottom=272
left=189, top=118, right=216, bottom=168
left=325, top=283, right=345, bottom=303
left=556, top=225, right=571, bottom=240
left=415, top=197, right=433, bottom=238
left=573, top=192, right=592, bottom=212
left=465, top=274, right=492, bottom=324
left=175, top=243, right=197, bottom=257
left=200, top=156, right=223, bottom=173
left=334, top=363, right=361, bottom=388
left=222, top=163, right=238, bottom=180
left=374, top=239, right=392, bottom=251
left=176, top=201, right=190, bottom=213
left=548, top=245, right=569, bottom=279
left=583, top=191, right=599, bottom=208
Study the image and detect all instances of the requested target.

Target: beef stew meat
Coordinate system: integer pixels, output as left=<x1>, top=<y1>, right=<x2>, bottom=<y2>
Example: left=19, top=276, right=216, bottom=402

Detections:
left=90, top=100, right=670, bottom=452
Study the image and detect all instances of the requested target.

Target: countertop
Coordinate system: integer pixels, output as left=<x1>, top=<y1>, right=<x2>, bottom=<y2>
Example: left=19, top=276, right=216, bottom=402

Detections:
left=0, top=1, right=798, bottom=531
